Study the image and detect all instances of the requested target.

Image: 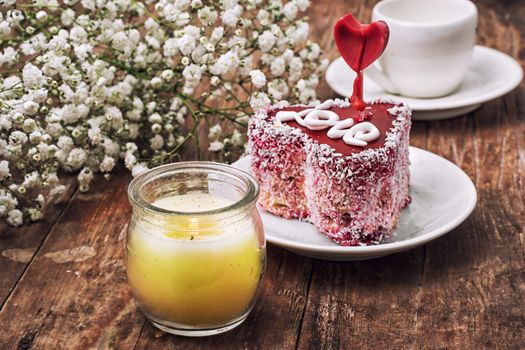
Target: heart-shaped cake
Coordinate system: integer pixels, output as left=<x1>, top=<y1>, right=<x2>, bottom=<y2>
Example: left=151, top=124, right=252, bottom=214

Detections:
left=247, top=14, right=411, bottom=246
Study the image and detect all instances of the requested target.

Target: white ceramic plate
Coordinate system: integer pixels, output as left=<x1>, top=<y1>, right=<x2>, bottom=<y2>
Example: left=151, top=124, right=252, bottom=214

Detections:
left=325, top=46, right=523, bottom=120
left=232, top=147, right=477, bottom=261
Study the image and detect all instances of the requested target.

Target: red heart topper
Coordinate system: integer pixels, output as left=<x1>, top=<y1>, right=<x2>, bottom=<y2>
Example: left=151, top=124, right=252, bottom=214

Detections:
left=334, top=13, right=389, bottom=72
left=334, top=14, right=389, bottom=111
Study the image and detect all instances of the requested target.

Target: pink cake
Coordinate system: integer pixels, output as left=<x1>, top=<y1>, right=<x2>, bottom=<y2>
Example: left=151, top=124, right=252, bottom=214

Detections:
left=248, top=98, right=411, bottom=246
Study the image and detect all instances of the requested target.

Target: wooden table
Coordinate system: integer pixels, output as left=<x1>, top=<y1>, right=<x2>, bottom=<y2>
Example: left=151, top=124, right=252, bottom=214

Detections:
left=1, top=1, right=524, bottom=348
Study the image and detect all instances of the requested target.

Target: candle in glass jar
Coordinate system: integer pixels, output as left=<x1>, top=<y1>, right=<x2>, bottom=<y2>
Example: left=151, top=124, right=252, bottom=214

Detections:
left=126, top=193, right=265, bottom=327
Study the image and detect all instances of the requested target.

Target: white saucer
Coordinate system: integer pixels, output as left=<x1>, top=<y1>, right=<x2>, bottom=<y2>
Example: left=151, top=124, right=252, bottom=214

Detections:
left=232, top=147, right=477, bottom=261
left=325, top=46, right=523, bottom=121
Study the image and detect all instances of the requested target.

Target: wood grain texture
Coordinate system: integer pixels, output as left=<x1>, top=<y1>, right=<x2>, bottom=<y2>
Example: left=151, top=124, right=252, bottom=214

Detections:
left=0, top=178, right=77, bottom=307
left=0, top=0, right=524, bottom=349
left=0, top=171, right=145, bottom=349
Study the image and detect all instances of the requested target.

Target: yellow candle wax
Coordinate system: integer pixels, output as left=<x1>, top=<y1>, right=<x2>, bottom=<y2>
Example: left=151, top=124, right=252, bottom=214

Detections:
left=126, top=193, right=265, bottom=327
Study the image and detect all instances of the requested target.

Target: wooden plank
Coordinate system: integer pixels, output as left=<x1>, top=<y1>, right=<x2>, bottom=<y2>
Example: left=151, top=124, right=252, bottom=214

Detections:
left=0, top=178, right=77, bottom=307
left=297, top=250, right=426, bottom=350
left=133, top=247, right=313, bottom=350
left=409, top=1, right=525, bottom=347
left=0, top=170, right=145, bottom=349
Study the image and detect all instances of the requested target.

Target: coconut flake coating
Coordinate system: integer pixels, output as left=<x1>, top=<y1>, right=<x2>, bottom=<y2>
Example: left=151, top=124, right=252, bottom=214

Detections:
left=248, top=99, right=411, bottom=246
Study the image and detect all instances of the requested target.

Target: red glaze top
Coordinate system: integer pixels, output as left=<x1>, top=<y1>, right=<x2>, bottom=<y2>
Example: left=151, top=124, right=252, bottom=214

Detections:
left=268, top=103, right=397, bottom=156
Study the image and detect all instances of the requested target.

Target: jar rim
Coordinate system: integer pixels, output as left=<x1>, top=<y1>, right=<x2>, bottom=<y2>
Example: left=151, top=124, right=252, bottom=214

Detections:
left=127, top=161, right=259, bottom=217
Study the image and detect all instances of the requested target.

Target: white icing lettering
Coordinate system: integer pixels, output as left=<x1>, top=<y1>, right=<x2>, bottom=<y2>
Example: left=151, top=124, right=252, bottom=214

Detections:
left=303, top=110, right=339, bottom=130
left=275, top=103, right=380, bottom=147
left=343, top=122, right=380, bottom=147
left=327, top=118, right=354, bottom=139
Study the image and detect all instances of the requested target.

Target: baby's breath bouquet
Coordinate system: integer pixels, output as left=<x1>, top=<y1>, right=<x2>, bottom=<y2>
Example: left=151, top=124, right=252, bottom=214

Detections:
left=0, top=0, right=327, bottom=226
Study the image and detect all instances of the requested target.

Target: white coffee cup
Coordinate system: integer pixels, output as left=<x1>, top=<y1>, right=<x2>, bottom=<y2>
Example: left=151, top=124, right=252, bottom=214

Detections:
left=368, top=0, right=478, bottom=98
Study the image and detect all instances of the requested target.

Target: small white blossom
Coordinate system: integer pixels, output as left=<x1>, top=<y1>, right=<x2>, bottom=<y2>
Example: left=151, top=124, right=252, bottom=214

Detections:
left=66, top=148, right=88, bottom=170
left=231, top=129, right=244, bottom=146
left=271, top=57, right=286, bottom=77
left=149, top=134, right=164, bottom=150
left=7, top=209, right=23, bottom=226
left=22, top=63, right=44, bottom=88
left=283, top=2, right=299, bottom=20
left=208, top=125, right=222, bottom=141
left=208, top=141, right=224, bottom=152
left=258, top=31, right=276, bottom=52
left=99, top=155, right=116, bottom=173
left=131, top=163, right=148, bottom=177
left=0, top=160, right=10, bottom=180
left=221, top=5, right=242, bottom=27
left=249, top=92, right=271, bottom=110
left=249, top=70, right=266, bottom=88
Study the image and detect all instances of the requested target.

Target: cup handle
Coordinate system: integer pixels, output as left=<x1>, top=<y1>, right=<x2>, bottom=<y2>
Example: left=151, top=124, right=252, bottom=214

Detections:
left=365, top=63, right=399, bottom=94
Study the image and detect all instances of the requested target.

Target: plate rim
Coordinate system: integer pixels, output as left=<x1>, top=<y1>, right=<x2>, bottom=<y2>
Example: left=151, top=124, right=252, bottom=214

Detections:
left=326, top=45, right=523, bottom=111
left=233, top=147, right=477, bottom=255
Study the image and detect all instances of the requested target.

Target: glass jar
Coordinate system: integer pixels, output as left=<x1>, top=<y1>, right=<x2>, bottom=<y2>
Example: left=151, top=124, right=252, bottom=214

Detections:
left=126, top=162, right=266, bottom=337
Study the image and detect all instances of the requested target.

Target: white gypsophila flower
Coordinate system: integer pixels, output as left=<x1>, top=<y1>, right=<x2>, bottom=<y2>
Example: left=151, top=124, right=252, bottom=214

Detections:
left=221, top=5, right=242, bottom=27
left=249, top=92, right=271, bottom=110
left=0, top=47, right=18, bottom=67
left=74, top=44, right=92, bottom=62
left=29, top=130, right=42, bottom=143
left=267, top=79, right=289, bottom=100
left=29, top=88, right=48, bottom=103
left=283, top=2, right=299, bottom=20
left=271, top=57, right=286, bottom=77
left=198, top=7, right=218, bottom=25
left=161, top=69, right=174, bottom=81
left=150, top=77, right=163, bottom=89
left=28, top=208, right=43, bottom=221
left=57, top=135, right=74, bottom=151
left=66, top=148, right=88, bottom=170
left=210, top=26, right=224, bottom=44
left=3, top=75, right=20, bottom=90
left=99, top=155, right=116, bottom=172
left=124, top=153, right=137, bottom=170
left=0, top=115, right=12, bottom=130
left=295, top=0, right=311, bottom=11
left=210, top=50, right=239, bottom=75
left=9, top=131, right=28, bottom=145
left=258, top=31, right=276, bottom=52
left=208, top=140, right=224, bottom=152
left=231, top=129, right=244, bottom=146
left=22, top=171, right=40, bottom=188
left=182, top=64, right=204, bottom=87
left=23, top=101, right=39, bottom=115
left=208, top=124, right=222, bottom=141
left=70, top=26, right=88, bottom=43
left=177, top=34, right=197, bottom=56
left=7, top=209, right=23, bottom=227
left=36, top=10, right=48, bottom=22
left=163, top=38, right=179, bottom=57
left=0, top=160, right=10, bottom=180
left=249, top=70, right=266, bottom=88
left=287, top=21, right=309, bottom=45
left=131, top=163, right=148, bottom=177
left=149, top=134, right=164, bottom=150
left=77, top=167, right=93, bottom=192
left=22, top=63, right=44, bottom=88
